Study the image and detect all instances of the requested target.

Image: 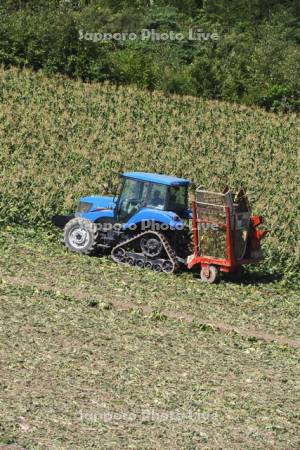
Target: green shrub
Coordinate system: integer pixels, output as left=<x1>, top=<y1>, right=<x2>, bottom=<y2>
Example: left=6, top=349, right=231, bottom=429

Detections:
left=0, top=1, right=299, bottom=110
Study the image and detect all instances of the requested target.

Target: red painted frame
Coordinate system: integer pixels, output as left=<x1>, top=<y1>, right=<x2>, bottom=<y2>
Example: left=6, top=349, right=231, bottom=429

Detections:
left=187, top=201, right=264, bottom=273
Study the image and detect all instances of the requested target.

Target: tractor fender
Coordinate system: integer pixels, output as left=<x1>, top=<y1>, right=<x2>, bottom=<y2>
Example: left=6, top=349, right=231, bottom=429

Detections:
left=124, top=208, right=184, bottom=231
left=76, top=209, right=115, bottom=222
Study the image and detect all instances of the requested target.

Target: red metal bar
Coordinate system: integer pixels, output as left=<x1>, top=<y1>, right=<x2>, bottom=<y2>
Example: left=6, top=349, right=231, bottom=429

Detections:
left=191, top=200, right=199, bottom=256
left=225, top=206, right=235, bottom=268
left=193, top=256, right=228, bottom=266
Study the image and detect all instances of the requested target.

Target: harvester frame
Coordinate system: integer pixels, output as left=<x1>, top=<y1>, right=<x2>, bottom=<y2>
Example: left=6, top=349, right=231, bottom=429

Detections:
left=187, top=189, right=268, bottom=283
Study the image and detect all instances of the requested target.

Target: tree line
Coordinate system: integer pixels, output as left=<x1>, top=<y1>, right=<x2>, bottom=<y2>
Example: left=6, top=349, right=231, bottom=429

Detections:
left=0, top=0, right=299, bottom=111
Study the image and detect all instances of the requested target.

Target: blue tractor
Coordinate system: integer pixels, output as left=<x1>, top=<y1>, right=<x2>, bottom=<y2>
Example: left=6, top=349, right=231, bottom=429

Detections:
left=52, top=172, right=192, bottom=274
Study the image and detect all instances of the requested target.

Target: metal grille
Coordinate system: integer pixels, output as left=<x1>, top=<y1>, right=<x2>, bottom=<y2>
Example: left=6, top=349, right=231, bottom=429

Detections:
left=196, top=190, right=229, bottom=206
left=195, top=188, right=252, bottom=261
left=196, top=204, right=227, bottom=226
left=195, top=190, right=232, bottom=259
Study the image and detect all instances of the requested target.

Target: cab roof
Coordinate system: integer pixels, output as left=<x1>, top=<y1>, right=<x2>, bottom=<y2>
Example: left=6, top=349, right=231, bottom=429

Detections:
left=123, top=172, right=191, bottom=186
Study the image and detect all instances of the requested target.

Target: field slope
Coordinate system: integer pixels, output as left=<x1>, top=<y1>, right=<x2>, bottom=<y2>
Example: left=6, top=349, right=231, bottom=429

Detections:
left=0, top=67, right=299, bottom=280
left=0, top=68, right=299, bottom=449
left=0, top=227, right=299, bottom=450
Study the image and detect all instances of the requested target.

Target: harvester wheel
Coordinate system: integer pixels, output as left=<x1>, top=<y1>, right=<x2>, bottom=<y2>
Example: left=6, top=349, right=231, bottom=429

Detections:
left=64, top=218, right=99, bottom=255
left=200, top=266, right=220, bottom=284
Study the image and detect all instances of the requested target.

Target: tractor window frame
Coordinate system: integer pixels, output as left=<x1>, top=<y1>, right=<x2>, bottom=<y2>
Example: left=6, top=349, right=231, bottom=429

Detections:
left=166, top=185, right=188, bottom=213
left=145, top=182, right=168, bottom=210
left=116, top=177, right=188, bottom=217
left=116, top=177, right=149, bottom=221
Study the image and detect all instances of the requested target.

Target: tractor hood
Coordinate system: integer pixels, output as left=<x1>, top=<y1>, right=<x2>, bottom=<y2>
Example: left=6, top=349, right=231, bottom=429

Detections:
left=77, top=195, right=116, bottom=213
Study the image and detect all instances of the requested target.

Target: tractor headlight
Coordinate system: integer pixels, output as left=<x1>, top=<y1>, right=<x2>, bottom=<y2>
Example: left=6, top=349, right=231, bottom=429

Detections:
left=77, top=201, right=92, bottom=213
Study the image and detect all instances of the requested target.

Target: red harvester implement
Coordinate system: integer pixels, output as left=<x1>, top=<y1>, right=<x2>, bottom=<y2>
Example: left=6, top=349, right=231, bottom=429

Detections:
left=187, top=188, right=268, bottom=283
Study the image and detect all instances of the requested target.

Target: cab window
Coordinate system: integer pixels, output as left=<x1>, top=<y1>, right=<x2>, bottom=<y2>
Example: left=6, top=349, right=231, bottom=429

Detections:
left=118, top=178, right=149, bottom=221
left=146, top=184, right=168, bottom=210
left=167, top=186, right=188, bottom=213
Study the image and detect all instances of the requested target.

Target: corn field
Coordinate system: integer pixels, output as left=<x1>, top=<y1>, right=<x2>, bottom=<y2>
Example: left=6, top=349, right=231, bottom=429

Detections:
left=0, top=67, right=299, bottom=281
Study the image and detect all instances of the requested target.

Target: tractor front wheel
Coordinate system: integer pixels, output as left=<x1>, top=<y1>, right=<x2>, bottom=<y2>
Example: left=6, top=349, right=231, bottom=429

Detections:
left=200, top=265, right=220, bottom=284
left=64, top=218, right=99, bottom=255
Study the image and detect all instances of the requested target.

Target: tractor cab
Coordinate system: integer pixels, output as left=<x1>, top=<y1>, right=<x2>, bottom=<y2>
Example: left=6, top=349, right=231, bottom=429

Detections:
left=116, top=172, right=191, bottom=222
